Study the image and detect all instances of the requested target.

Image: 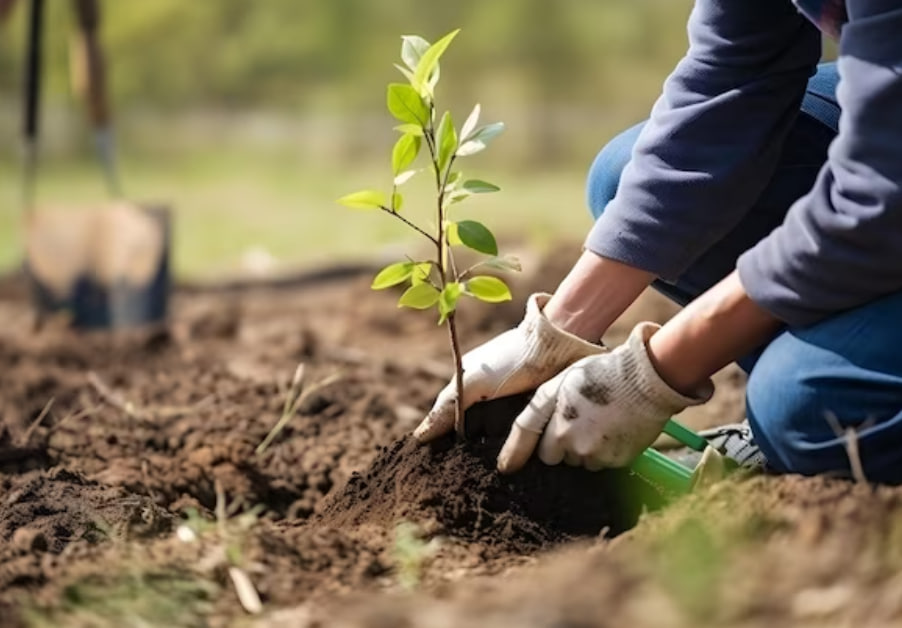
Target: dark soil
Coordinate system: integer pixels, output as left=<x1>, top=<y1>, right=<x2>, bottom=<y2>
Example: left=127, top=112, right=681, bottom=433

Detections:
left=6, top=251, right=888, bottom=627
left=321, top=433, right=640, bottom=553
left=1, top=251, right=638, bottom=624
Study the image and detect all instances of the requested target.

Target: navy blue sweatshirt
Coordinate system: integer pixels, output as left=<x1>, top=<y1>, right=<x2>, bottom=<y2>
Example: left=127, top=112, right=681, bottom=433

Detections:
left=585, top=0, right=902, bottom=326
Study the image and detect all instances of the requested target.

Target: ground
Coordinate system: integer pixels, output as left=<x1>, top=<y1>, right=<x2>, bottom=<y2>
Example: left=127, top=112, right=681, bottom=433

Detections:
left=1, top=246, right=900, bottom=628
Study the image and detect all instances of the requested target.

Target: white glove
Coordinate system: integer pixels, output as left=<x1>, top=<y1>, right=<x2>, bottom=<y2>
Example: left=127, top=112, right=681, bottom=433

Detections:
left=414, top=293, right=605, bottom=442
left=497, top=322, right=713, bottom=473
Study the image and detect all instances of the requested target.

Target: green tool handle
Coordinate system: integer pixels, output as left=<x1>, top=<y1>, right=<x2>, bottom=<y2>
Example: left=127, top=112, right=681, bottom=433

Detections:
left=627, top=419, right=707, bottom=496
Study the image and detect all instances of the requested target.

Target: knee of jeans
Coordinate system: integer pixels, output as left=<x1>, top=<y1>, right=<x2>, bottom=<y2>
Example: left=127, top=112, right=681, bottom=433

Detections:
left=745, top=338, right=823, bottom=475
left=586, top=122, right=643, bottom=221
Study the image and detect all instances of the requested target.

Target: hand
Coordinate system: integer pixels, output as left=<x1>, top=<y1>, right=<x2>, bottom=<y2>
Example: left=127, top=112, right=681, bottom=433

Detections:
left=414, top=293, right=605, bottom=442
left=497, top=322, right=713, bottom=473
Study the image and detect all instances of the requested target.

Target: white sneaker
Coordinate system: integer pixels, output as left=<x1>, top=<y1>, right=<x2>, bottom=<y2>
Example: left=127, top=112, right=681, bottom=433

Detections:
left=668, top=420, right=767, bottom=471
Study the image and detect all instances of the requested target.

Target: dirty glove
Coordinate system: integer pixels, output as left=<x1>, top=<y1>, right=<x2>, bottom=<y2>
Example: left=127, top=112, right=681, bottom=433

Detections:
left=497, top=322, right=713, bottom=473
left=414, top=293, right=604, bottom=442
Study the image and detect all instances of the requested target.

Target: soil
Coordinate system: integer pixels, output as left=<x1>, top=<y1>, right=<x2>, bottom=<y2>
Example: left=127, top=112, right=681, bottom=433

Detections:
left=3, top=247, right=899, bottom=627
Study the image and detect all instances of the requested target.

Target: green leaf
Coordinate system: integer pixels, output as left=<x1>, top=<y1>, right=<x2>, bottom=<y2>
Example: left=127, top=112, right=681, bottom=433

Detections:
left=392, top=133, right=421, bottom=175
left=446, top=221, right=462, bottom=246
left=443, top=171, right=463, bottom=192
left=480, top=255, right=522, bottom=273
left=387, top=83, right=429, bottom=126
left=438, top=282, right=463, bottom=324
left=462, top=179, right=500, bottom=194
left=411, top=262, right=432, bottom=285
left=394, top=169, right=417, bottom=186
left=460, top=103, right=481, bottom=141
left=466, top=276, right=512, bottom=303
left=455, top=220, right=498, bottom=255
left=398, top=283, right=440, bottom=310
left=400, top=35, right=431, bottom=71
left=393, top=123, right=424, bottom=136
left=456, top=122, right=505, bottom=157
left=412, top=29, right=459, bottom=95
left=392, top=191, right=404, bottom=212
left=436, top=111, right=458, bottom=174
left=471, top=122, right=505, bottom=143
left=371, top=262, right=414, bottom=290
left=393, top=63, right=416, bottom=85
left=337, top=189, right=386, bottom=210
left=445, top=189, right=471, bottom=206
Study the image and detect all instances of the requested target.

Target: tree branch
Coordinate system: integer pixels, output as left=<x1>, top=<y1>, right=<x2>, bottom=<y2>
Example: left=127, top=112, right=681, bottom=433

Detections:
left=379, top=206, right=438, bottom=246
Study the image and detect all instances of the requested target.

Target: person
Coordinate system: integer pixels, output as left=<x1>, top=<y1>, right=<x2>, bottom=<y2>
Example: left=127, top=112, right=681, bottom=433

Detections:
left=415, top=0, right=902, bottom=485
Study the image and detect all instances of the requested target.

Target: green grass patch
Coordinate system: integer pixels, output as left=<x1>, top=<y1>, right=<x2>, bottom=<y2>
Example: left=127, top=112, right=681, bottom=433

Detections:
left=23, top=570, right=217, bottom=628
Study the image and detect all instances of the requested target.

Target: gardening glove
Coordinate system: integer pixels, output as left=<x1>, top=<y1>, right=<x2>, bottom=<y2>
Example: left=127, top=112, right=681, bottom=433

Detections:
left=497, top=322, right=714, bottom=473
left=414, top=293, right=605, bottom=442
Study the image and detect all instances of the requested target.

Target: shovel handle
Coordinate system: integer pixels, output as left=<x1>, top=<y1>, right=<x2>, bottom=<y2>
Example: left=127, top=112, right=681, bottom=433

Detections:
left=627, top=419, right=707, bottom=497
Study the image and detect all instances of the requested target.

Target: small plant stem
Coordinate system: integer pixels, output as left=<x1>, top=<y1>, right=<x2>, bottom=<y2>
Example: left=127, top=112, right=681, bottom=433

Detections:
left=447, top=312, right=466, bottom=435
left=379, top=206, right=437, bottom=246
left=424, top=113, right=467, bottom=434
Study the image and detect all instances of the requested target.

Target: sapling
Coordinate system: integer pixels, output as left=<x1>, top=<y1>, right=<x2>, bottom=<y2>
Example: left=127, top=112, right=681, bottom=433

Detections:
left=338, top=29, right=518, bottom=434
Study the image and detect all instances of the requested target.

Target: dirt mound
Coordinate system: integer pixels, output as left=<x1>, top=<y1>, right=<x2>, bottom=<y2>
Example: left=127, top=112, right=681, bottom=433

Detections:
left=321, top=434, right=639, bottom=553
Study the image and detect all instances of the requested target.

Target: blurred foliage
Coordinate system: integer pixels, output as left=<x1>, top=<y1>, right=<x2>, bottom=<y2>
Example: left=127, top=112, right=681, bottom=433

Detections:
left=0, top=0, right=693, bottom=111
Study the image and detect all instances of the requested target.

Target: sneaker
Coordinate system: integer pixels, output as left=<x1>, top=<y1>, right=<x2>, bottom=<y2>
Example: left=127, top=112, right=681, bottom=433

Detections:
left=667, top=420, right=768, bottom=471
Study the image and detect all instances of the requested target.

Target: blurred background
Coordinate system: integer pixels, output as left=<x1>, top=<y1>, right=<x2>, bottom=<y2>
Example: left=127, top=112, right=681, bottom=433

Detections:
left=0, top=0, right=696, bottom=279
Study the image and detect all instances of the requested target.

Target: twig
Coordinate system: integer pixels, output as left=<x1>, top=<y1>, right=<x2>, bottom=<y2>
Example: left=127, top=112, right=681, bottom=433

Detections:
left=87, top=371, right=215, bottom=421
left=20, top=396, right=54, bottom=445
left=214, top=479, right=228, bottom=536
left=87, top=371, right=143, bottom=419
left=379, top=205, right=438, bottom=245
left=229, top=566, right=263, bottom=614
left=50, top=403, right=104, bottom=434
left=825, top=411, right=870, bottom=485
left=256, top=365, right=343, bottom=456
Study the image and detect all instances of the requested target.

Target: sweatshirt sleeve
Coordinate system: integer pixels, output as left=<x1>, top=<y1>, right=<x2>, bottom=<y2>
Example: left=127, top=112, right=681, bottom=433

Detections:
left=585, top=0, right=821, bottom=279
left=737, top=3, right=902, bottom=326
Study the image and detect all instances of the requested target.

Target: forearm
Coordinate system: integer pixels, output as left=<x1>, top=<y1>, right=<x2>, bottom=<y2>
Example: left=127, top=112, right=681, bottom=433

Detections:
left=647, top=270, right=781, bottom=396
left=585, top=0, right=819, bottom=281
left=544, top=250, right=653, bottom=342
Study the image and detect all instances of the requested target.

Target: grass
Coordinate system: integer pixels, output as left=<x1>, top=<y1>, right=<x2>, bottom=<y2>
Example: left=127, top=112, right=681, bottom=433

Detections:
left=23, top=570, right=217, bottom=628
left=0, top=145, right=595, bottom=281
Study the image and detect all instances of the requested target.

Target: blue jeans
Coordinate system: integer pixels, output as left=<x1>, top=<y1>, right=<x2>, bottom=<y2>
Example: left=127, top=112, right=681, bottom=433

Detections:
left=587, top=64, right=902, bottom=484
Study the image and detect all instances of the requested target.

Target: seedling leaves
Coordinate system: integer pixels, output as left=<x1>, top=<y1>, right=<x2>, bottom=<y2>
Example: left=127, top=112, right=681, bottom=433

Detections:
left=372, top=262, right=415, bottom=290
left=457, top=122, right=505, bottom=157
left=462, top=179, right=500, bottom=194
left=337, top=189, right=386, bottom=210
left=456, top=220, right=498, bottom=255
left=446, top=221, right=463, bottom=246
left=393, top=63, right=416, bottom=85
left=411, top=262, right=432, bottom=285
left=436, top=111, right=458, bottom=174
left=466, top=276, right=512, bottom=303
left=394, top=169, right=418, bottom=186
left=398, top=283, right=440, bottom=309
left=392, top=133, right=421, bottom=175
left=392, top=191, right=404, bottom=212
left=480, top=255, right=522, bottom=273
left=460, top=104, right=481, bottom=141
left=413, top=29, right=460, bottom=95
left=401, top=35, right=431, bottom=71
left=393, top=123, right=424, bottom=136
left=387, top=83, right=429, bottom=126
left=438, top=282, right=463, bottom=324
